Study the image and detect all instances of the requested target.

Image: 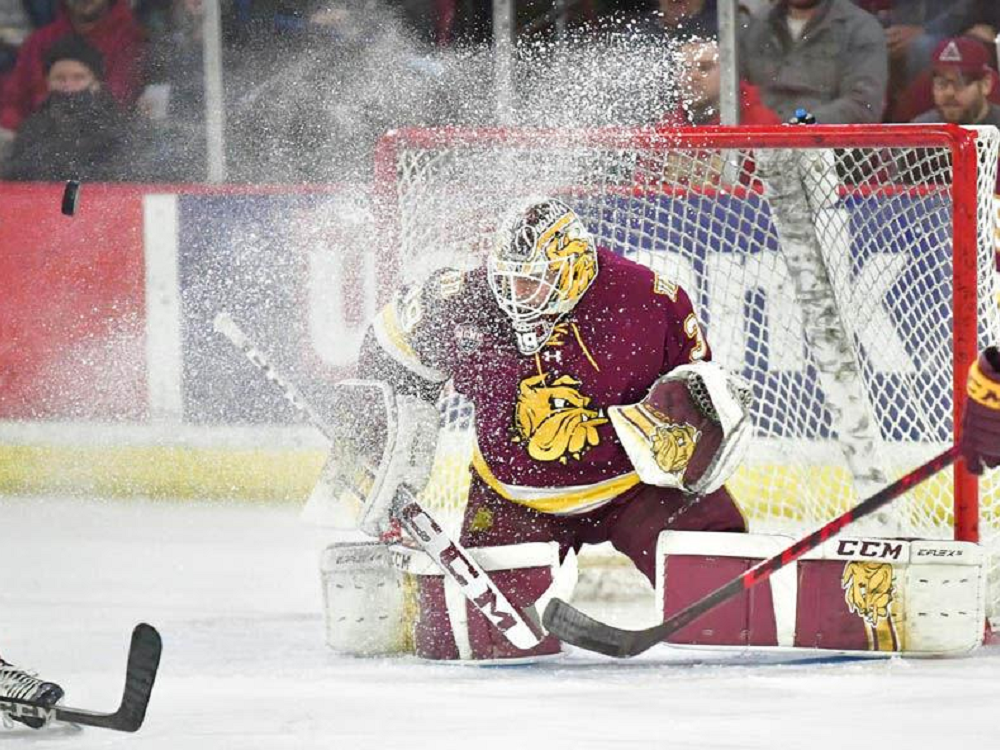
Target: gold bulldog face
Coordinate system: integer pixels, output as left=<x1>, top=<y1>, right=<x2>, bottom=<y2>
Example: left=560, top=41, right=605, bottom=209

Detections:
left=651, top=422, right=700, bottom=474
left=842, top=561, right=894, bottom=628
left=513, top=373, right=608, bottom=463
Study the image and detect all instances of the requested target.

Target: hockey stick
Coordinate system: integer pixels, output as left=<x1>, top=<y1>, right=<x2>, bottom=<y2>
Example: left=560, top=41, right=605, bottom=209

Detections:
left=543, top=446, right=961, bottom=658
left=0, top=623, right=161, bottom=732
left=213, top=312, right=544, bottom=650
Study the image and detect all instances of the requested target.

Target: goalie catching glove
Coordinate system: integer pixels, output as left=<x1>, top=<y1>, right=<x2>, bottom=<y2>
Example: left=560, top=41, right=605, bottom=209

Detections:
left=609, top=361, right=753, bottom=494
left=960, top=346, right=1000, bottom=474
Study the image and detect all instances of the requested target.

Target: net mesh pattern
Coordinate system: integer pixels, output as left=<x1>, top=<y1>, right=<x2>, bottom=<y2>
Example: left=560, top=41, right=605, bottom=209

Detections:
left=380, top=126, right=1000, bottom=621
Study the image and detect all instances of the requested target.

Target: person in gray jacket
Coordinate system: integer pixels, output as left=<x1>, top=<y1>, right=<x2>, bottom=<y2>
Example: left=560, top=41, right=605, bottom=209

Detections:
left=740, top=0, right=888, bottom=124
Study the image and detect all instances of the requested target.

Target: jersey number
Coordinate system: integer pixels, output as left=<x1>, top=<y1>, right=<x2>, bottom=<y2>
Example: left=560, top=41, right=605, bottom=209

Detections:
left=684, top=314, right=707, bottom=361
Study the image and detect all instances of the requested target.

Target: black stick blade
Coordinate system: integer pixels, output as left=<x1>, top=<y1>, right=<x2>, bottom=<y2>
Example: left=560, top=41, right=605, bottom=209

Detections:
left=118, top=623, right=161, bottom=731
left=543, top=599, right=638, bottom=658
left=54, top=623, right=162, bottom=732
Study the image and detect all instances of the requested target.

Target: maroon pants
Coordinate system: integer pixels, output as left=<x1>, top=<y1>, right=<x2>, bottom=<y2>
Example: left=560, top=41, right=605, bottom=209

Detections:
left=459, top=476, right=746, bottom=585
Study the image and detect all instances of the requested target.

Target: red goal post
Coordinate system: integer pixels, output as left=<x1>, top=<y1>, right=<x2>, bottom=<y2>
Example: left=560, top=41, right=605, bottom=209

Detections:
left=373, top=123, right=1000, bottom=618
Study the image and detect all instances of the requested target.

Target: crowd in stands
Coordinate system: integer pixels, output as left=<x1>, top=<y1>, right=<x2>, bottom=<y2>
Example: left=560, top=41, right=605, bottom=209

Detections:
left=0, top=0, right=996, bottom=184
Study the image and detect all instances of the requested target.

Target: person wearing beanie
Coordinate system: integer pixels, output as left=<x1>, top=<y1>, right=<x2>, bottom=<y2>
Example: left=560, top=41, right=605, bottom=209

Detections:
left=0, top=0, right=145, bottom=137
left=2, top=34, right=148, bottom=181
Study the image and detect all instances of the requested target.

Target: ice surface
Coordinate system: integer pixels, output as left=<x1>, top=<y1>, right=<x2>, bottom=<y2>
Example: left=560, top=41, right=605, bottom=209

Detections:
left=2, top=496, right=999, bottom=748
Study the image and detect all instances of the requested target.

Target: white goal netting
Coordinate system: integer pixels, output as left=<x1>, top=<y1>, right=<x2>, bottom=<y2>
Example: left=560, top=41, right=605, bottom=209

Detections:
left=374, top=124, right=1000, bottom=623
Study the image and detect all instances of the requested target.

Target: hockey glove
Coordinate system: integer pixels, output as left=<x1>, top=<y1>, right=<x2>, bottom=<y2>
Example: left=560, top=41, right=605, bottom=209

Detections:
left=960, top=346, right=1000, bottom=474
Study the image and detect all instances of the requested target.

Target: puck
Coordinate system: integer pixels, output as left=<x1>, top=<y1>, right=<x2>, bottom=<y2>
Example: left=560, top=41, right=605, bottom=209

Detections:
left=61, top=180, right=80, bottom=216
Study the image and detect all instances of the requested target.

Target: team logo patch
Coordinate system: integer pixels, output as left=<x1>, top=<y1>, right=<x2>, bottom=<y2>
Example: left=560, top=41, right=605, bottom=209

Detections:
left=938, top=39, right=962, bottom=62
left=651, top=422, right=700, bottom=473
left=842, top=561, right=899, bottom=651
left=616, top=403, right=700, bottom=476
left=454, top=324, right=483, bottom=353
left=512, top=373, right=608, bottom=463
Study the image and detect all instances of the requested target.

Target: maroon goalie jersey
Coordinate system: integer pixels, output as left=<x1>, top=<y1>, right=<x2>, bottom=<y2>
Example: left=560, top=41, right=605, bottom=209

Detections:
left=362, top=247, right=711, bottom=515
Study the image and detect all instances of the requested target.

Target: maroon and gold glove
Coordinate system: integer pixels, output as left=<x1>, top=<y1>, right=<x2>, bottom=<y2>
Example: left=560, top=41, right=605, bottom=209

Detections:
left=960, top=346, right=1000, bottom=474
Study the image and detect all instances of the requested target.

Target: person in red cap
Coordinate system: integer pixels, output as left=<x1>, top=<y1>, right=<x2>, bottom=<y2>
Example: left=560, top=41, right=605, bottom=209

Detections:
left=911, top=36, right=1000, bottom=129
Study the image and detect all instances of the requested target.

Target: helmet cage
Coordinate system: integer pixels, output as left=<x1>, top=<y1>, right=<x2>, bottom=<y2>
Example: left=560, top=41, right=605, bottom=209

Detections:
left=487, top=254, right=576, bottom=324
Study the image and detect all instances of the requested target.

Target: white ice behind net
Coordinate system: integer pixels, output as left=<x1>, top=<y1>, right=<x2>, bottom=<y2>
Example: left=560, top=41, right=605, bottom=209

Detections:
left=382, top=126, right=1000, bottom=622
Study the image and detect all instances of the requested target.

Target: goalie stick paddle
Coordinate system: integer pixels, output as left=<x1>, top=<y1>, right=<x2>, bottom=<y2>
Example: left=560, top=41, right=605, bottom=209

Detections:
left=213, top=312, right=544, bottom=650
left=0, top=623, right=161, bottom=732
left=543, top=445, right=962, bottom=658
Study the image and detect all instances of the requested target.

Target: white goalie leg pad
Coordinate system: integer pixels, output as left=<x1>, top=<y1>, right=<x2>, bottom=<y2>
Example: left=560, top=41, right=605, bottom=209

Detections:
left=656, top=531, right=986, bottom=655
left=320, top=541, right=412, bottom=656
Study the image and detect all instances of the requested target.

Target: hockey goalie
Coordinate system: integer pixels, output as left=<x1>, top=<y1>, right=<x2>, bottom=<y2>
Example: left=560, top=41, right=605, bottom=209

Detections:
left=319, top=197, right=993, bottom=662
left=320, top=197, right=755, bottom=660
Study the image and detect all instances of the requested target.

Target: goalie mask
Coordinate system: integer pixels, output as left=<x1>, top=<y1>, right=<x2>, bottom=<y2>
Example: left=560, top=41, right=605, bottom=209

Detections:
left=487, top=198, right=598, bottom=355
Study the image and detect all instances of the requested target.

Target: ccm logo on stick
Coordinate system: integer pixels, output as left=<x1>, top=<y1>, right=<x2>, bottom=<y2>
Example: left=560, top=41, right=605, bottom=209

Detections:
left=836, top=539, right=904, bottom=560
left=0, top=700, right=55, bottom=724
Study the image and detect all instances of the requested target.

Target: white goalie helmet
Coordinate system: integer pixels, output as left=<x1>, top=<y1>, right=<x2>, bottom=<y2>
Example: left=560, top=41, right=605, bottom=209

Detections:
left=487, top=197, right=599, bottom=355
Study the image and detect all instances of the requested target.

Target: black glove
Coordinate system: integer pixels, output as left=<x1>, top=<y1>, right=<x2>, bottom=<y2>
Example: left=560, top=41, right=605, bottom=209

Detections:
left=960, top=346, right=1000, bottom=474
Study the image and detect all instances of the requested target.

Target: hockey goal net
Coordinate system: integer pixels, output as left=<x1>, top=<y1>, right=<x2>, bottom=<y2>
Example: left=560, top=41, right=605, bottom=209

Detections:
left=373, top=124, right=1000, bottom=624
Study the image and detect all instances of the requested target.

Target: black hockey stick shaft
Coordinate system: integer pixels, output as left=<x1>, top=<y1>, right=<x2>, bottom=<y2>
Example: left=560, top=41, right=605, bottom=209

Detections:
left=543, top=445, right=961, bottom=658
left=0, top=623, right=161, bottom=732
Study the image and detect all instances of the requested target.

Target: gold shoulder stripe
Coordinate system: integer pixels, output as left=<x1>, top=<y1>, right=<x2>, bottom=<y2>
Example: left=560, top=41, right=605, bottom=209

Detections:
left=653, top=273, right=679, bottom=302
left=436, top=269, right=465, bottom=299
left=372, top=304, right=448, bottom=383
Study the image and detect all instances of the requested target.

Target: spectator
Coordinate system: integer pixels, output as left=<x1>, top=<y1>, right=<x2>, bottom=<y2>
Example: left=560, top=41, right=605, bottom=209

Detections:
left=638, top=0, right=718, bottom=40
left=910, top=37, right=999, bottom=194
left=0, top=0, right=56, bottom=73
left=0, top=0, right=145, bottom=136
left=660, top=37, right=780, bottom=125
left=891, top=34, right=1000, bottom=122
left=855, top=1, right=996, bottom=86
left=139, top=0, right=206, bottom=180
left=2, top=35, right=147, bottom=180
left=911, top=37, right=1000, bottom=129
left=740, top=0, right=888, bottom=124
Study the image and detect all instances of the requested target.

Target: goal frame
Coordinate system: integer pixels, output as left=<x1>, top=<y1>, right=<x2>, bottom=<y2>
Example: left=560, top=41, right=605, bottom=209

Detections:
left=373, top=123, right=990, bottom=545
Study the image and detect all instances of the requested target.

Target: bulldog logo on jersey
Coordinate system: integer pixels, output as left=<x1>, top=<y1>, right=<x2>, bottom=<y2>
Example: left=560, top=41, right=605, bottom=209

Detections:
left=842, top=561, right=899, bottom=651
left=512, top=373, right=608, bottom=463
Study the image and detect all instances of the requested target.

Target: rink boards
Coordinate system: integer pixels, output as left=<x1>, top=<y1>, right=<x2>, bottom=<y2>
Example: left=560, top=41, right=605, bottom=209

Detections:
left=0, top=183, right=997, bottom=507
